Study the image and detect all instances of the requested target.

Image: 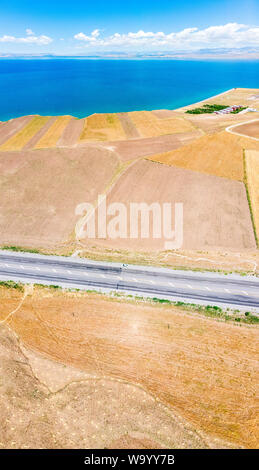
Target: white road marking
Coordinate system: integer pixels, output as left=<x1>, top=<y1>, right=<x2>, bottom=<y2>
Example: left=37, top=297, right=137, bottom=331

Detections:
left=187, top=284, right=194, bottom=289
left=169, top=283, right=175, bottom=287
left=52, top=269, right=57, bottom=273
left=205, top=286, right=211, bottom=291
left=242, top=291, right=248, bottom=296
left=20, top=265, right=25, bottom=269
left=224, top=289, right=231, bottom=293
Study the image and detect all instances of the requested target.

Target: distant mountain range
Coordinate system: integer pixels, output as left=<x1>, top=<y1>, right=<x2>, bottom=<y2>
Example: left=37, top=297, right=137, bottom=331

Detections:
left=1, top=47, right=259, bottom=60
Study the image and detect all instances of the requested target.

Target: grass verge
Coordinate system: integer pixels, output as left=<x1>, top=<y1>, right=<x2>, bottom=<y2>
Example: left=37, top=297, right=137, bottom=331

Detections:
left=243, top=150, right=258, bottom=247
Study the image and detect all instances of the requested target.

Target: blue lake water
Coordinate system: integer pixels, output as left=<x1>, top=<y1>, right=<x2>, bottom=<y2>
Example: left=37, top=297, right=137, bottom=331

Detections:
left=0, top=59, right=258, bottom=121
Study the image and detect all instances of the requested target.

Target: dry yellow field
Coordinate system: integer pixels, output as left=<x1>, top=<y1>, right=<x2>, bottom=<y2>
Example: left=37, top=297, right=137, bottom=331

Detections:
left=80, top=113, right=126, bottom=141
left=147, top=131, right=245, bottom=180
left=35, top=116, right=72, bottom=148
left=129, top=111, right=195, bottom=138
left=1, top=285, right=258, bottom=448
left=0, top=116, right=50, bottom=151
left=245, top=150, right=259, bottom=241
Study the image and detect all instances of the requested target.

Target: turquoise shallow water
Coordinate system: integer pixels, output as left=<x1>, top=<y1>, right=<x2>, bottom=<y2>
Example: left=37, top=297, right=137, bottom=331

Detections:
left=0, top=59, right=258, bottom=121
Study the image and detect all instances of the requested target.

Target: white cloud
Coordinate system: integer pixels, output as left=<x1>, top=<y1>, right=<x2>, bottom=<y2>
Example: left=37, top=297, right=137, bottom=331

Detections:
left=0, top=30, right=53, bottom=45
left=74, top=29, right=100, bottom=43
left=74, top=23, right=259, bottom=50
left=26, top=28, right=35, bottom=36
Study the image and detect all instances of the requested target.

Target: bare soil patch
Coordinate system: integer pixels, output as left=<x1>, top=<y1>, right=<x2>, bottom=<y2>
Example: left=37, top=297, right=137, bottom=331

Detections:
left=0, top=116, right=34, bottom=146
left=129, top=111, right=195, bottom=138
left=23, top=117, right=57, bottom=150
left=117, top=112, right=140, bottom=139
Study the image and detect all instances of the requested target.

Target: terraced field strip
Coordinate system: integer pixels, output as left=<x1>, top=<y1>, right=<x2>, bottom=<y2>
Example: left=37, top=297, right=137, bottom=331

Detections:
left=0, top=116, right=51, bottom=151
left=23, top=116, right=57, bottom=150
left=0, top=115, right=35, bottom=147
left=117, top=112, right=140, bottom=138
left=57, top=117, right=85, bottom=146
left=129, top=111, right=195, bottom=138
left=146, top=131, right=244, bottom=181
left=35, top=116, right=72, bottom=148
left=79, top=113, right=126, bottom=142
left=245, top=150, right=259, bottom=244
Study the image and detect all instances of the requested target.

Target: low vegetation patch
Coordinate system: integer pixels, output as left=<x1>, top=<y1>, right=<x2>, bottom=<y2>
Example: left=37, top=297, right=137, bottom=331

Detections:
left=0, top=280, right=23, bottom=291
left=186, top=104, right=247, bottom=114
left=2, top=245, right=40, bottom=254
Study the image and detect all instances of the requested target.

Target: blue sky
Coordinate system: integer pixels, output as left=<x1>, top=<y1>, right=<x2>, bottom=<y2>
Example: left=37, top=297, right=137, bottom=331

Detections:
left=0, top=0, right=259, bottom=55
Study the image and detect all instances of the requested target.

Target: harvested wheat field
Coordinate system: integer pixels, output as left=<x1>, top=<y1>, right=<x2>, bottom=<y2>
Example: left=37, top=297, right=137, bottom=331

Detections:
left=82, top=159, right=256, bottom=251
left=0, top=116, right=51, bottom=151
left=80, top=113, right=126, bottom=142
left=245, top=150, right=259, bottom=240
left=1, top=285, right=258, bottom=448
left=57, top=117, right=85, bottom=146
left=147, top=131, right=244, bottom=180
left=0, top=320, right=210, bottom=450
left=0, top=146, right=120, bottom=248
left=35, top=116, right=72, bottom=149
left=129, top=111, right=195, bottom=138
left=0, top=115, right=35, bottom=146
left=178, top=87, right=259, bottom=113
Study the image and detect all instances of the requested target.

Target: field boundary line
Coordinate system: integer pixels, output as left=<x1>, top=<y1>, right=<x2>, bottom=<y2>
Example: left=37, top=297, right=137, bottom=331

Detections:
left=243, top=150, right=258, bottom=248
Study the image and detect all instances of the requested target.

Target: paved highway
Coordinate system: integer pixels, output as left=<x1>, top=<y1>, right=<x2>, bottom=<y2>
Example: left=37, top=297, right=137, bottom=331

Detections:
left=0, top=250, right=259, bottom=311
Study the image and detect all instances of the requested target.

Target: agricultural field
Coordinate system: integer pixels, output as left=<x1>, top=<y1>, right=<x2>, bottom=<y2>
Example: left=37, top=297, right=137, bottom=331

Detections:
left=147, top=131, right=244, bottom=180
left=0, top=146, right=120, bottom=248
left=0, top=284, right=258, bottom=449
left=0, top=87, right=258, bottom=260
left=0, top=116, right=51, bottom=151
left=129, top=110, right=195, bottom=138
left=229, top=119, right=259, bottom=139
left=79, top=113, right=126, bottom=141
left=87, top=159, right=255, bottom=252
left=35, top=116, right=72, bottom=148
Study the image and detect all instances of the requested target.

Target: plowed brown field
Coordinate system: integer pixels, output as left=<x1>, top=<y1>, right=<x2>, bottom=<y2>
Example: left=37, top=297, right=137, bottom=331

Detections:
left=80, top=113, right=126, bottom=141
left=0, top=147, right=120, bottom=248
left=82, top=159, right=255, bottom=251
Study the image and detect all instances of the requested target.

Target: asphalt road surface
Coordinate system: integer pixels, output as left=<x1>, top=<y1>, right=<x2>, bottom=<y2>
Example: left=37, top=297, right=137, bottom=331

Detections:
left=0, top=250, right=259, bottom=311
